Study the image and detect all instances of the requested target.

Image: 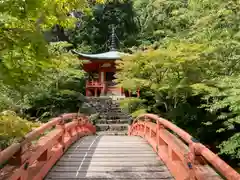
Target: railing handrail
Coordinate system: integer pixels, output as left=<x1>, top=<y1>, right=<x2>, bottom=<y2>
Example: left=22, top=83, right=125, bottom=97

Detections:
left=130, top=113, right=240, bottom=180
left=133, top=113, right=193, bottom=144
left=0, top=113, right=89, bottom=166
left=86, top=81, right=104, bottom=87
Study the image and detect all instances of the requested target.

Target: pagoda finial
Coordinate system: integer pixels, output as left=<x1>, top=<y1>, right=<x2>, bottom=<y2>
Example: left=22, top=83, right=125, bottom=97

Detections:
left=110, top=25, right=117, bottom=51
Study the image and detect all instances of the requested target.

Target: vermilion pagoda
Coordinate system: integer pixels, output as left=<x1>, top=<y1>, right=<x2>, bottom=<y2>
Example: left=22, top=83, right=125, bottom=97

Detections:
left=73, top=27, right=139, bottom=98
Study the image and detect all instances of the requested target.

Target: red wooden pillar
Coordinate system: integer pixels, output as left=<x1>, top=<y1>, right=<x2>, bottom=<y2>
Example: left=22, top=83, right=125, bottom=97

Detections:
left=102, top=84, right=106, bottom=95
left=94, top=88, right=97, bottom=97
left=101, top=71, right=106, bottom=95
left=86, top=87, right=90, bottom=96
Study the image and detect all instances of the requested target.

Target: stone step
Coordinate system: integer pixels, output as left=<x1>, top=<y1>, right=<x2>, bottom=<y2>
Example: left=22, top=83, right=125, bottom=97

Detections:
left=94, top=108, right=117, bottom=110
left=90, top=106, right=121, bottom=111
left=96, top=124, right=129, bottom=131
left=99, top=111, right=128, bottom=114
left=92, top=104, right=119, bottom=106
left=96, top=110, right=123, bottom=113
left=89, top=104, right=119, bottom=107
left=99, top=116, right=130, bottom=120
left=101, top=115, right=129, bottom=118
left=88, top=102, right=118, bottom=105
left=97, top=119, right=129, bottom=124
left=96, top=131, right=128, bottom=136
left=87, top=97, right=132, bottom=134
left=99, top=113, right=130, bottom=117
left=98, top=118, right=130, bottom=121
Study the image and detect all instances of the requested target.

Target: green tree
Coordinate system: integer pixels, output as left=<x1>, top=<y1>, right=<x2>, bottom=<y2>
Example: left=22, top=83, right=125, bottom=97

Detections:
left=116, top=0, right=240, bottom=166
left=0, top=0, right=88, bottom=112
left=0, top=0, right=89, bottom=148
left=69, top=0, right=139, bottom=53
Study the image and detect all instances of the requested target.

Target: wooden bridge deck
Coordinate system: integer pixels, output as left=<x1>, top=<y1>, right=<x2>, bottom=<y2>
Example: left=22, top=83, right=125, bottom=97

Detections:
left=45, top=135, right=174, bottom=180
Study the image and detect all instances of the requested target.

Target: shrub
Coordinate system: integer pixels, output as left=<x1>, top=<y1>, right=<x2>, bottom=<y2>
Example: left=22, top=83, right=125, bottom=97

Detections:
left=119, top=97, right=147, bottom=117
left=0, top=111, right=40, bottom=150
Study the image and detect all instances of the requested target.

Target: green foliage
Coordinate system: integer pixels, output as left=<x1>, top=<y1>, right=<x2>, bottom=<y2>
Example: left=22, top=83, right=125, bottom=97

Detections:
left=131, top=109, right=147, bottom=118
left=21, top=41, right=89, bottom=120
left=0, top=0, right=88, bottom=112
left=0, top=111, right=40, bottom=149
left=198, top=75, right=240, bottom=159
left=89, top=113, right=100, bottom=125
left=0, top=41, right=85, bottom=112
left=0, top=0, right=239, bottom=169
left=0, top=0, right=86, bottom=90
left=69, top=0, right=139, bottom=53
left=116, top=41, right=206, bottom=112
left=0, top=0, right=87, bottom=148
left=116, top=0, right=240, bottom=166
left=25, top=89, right=86, bottom=121
left=119, top=98, right=147, bottom=117
left=219, top=133, right=240, bottom=159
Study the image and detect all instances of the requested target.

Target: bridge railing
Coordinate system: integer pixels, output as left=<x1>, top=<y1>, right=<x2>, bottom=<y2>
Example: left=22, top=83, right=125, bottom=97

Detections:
left=128, top=113, right=240, bottom=180
left=0, top=113, right=96, bottom=180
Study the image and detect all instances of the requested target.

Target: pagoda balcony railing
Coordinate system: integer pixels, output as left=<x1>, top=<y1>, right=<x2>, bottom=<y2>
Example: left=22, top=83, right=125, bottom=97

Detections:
left=86, top=80, right=117, bottom=88
left=86, top=81, right=104, bottom=87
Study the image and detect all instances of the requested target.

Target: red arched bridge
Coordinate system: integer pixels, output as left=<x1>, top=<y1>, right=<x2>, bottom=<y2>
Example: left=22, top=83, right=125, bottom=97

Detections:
left=0, top=113, right=239, bottom=180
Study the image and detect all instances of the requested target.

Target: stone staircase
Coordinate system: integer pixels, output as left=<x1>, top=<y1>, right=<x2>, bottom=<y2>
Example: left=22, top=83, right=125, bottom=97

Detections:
left=86, top=97, right=132, bottom=135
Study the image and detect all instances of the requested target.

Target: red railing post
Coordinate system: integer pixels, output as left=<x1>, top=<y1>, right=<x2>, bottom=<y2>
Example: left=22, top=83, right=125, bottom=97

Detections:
left=74, top=117, right=80, bottom=138
left=144, top=117, right=147, bottom=137
left=56, top=116, right=65, bottom=152
left=185, top=142, right=197, bottom=180
left=156, top=121, right=160, bottom=152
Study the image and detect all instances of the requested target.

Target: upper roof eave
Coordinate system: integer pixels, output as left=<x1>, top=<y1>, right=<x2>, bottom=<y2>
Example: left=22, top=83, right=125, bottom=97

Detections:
left=72, top=50, right=129, bottom=60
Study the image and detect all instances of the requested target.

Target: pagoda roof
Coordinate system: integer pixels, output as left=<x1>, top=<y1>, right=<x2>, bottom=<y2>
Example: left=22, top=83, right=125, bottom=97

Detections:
left=72, top=50, right=128, bottom=60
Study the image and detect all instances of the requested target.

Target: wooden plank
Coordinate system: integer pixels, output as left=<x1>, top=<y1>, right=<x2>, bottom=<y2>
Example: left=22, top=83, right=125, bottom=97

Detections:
left=61, top=153, right=158, bottom=158
left=46, top=178, right=174, bottom=180
left=45, top=135, right=174, bottom=180
left=46, top=171, right=173, bottom=179
left=65, top=149, right=155, bottom=154
left=59, top=155, right=160, bottom=161
left=51, top=166, right=169, bottom=172
left=55, top=161, right=164, bottom=167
